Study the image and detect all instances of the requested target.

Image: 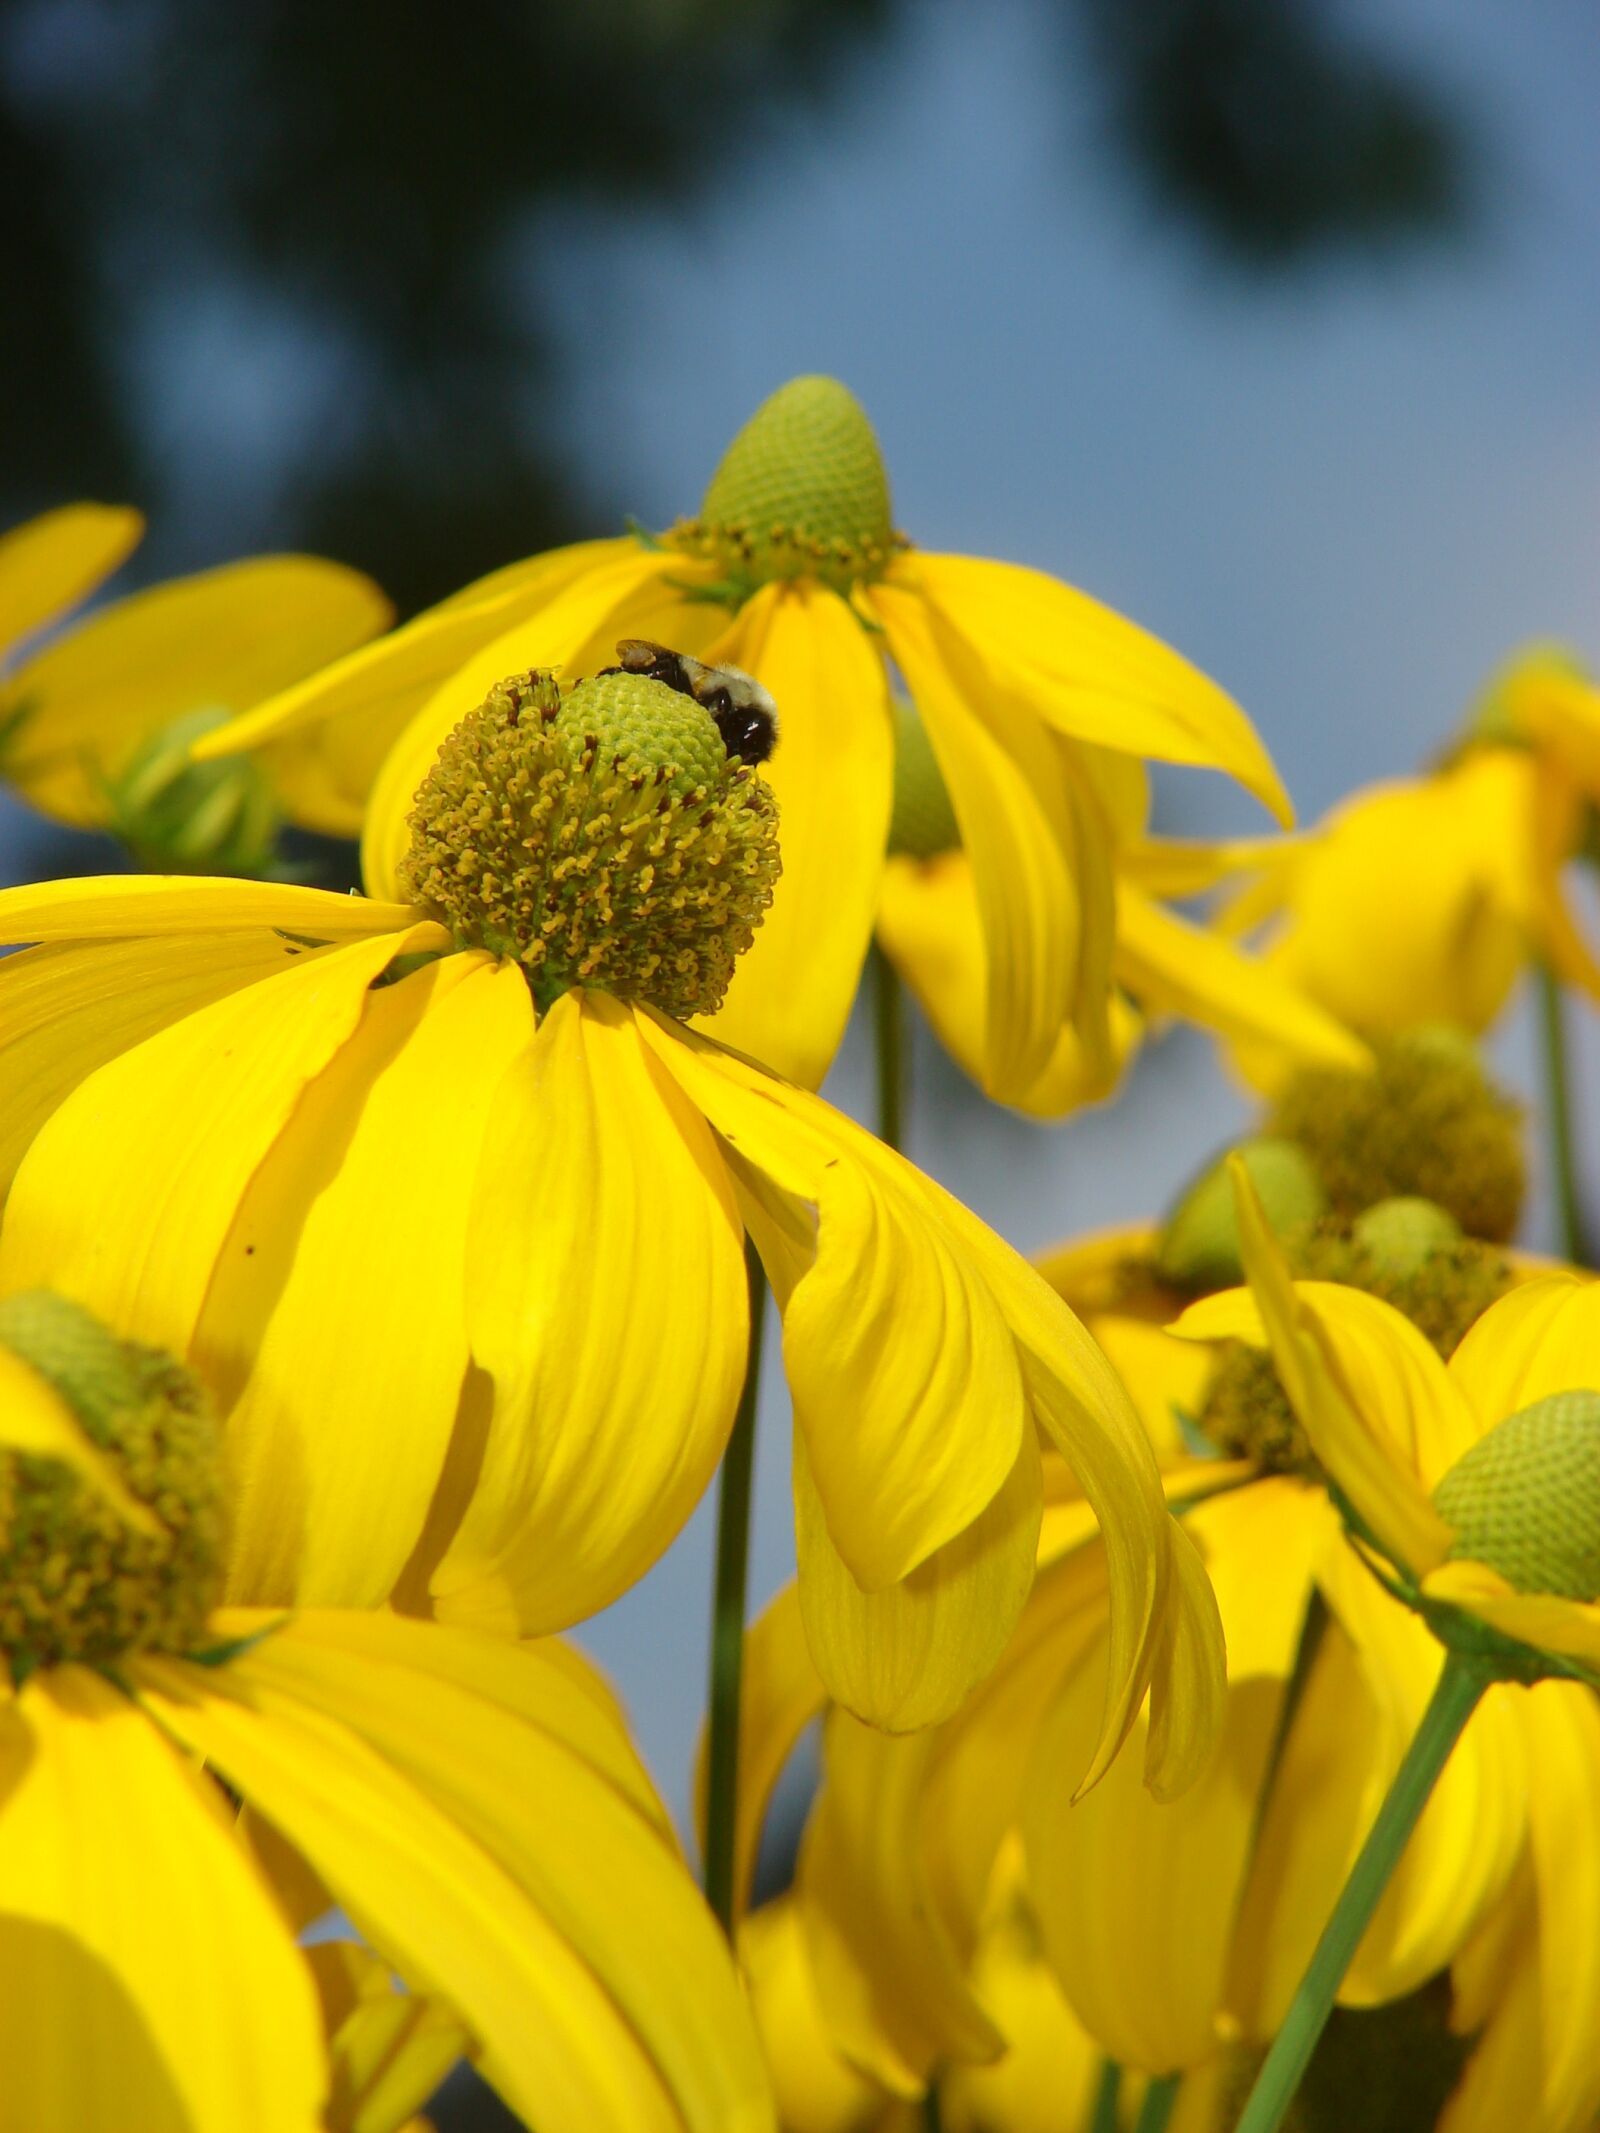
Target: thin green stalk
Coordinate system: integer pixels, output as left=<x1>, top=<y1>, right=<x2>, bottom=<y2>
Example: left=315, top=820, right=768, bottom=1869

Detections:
left=922, top=2079, right=943, bottom=2132
left=1090, top=2060, right=1122, bottom=2133
left=1231, top=1655, right=1487, bottom=2133
left=872, top=943, right=906, bottom=1153
left=702, top=1240, right=768, bottom=1936
left=1135, top=2072, right=1181, bottom=2133
left=1536, top=961, right=1592, bottom=1266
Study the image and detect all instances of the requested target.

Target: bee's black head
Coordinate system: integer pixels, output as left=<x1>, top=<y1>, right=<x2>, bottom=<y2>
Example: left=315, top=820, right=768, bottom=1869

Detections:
left=704, top=689, right=777, bottom=767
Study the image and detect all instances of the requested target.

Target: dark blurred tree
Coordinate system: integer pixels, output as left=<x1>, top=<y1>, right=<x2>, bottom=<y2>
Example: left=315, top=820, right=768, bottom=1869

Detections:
left=0, top=0, right=1462, bottom=616
left=1080, top=0, right=1464, bottom=262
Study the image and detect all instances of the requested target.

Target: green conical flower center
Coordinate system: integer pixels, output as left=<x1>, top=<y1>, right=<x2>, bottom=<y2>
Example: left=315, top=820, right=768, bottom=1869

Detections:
left=887, top=697, right=960, bottom=860
left=0, top=1291, right=224, bottom=1676
left=106, top=704, right=280, bottom=876
left=1434, top=1390, right=1600, bottom=1600
left=1199, top=1199, right=1511, bottom=1476
left=669, top=376, right=900, bottom=598
left=1266, top=1029, right=1525, bottom=1244
left=400, top=668, right=781, bottom=1019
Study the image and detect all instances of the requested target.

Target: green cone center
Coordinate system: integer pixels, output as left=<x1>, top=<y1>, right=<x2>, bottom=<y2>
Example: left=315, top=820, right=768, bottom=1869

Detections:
left=670, top=376, right=899, bottom=598
left=1435, top=1390, right=1600, bottom=1600
left=887, top=697, right=960, bottom=860
left=400, top=668, right=781, bottom=1019
left=107, top=704, right=281, bottom=876
left=0, top=1291, right=224, bottom=1674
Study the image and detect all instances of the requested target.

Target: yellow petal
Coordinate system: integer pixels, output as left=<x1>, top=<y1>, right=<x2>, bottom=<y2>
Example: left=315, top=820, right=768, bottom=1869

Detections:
left=1441, top=1682, right=1600, bottom=2133
left=1446, top=1272, right=1600, bottom=1427
left=1420, top=1563, right=1600, bottom=1674
left=0, top=871, right=421, bottom=943
left=0, top=927, right=438, bottom=1350
left=360, top=544, right=706, bottom=898
left=1122, top=833, right=1301, bottom=897
left=1141, top=1516, right=1228, bottom=1801
left=0, top=1667, right=324, bottom=2132
left=0, top=930, right=358, bottom=1203
left=693, top=1583, right=828, bottom=1925
left=206, top=955, right=532, bottom=1607
left=308, top=1940, right=466, bottom=2133
left=797, top=1713, right=1004, bottom=2094
left=877, top=850, right=1141, bottom=1118
left=1114, top=883, right=1368, bottom=1071
left=906, top=552, right=1291, bottom=824
left=140, top=1618, right=774, bottom=2133
left=1025, top=1481, right=1320, bottom=2073
left=938, top=1891, right=1107, bottom=2133
left=739, top=1896, right=902, bottom=2133
left=190, top=538, right=636, bottom=769
left=0, top=502, right=141, bottom=653
left=431, top=991, right=747, bottom=1633
left=696, top=580, right=893, bottom=1089
left=638, top=1014, right=1026, bottom=1589
left=1223, top=1159, right=1459, bottom=1572
left=793, top=1421, right=1043, bottom=1731
left=871, top=581, right=1110, bottom=1101
left=3, top=555, right=392, bottom=827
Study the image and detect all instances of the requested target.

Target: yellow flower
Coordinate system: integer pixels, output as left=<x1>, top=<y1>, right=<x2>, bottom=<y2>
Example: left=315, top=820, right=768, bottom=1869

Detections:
left=1499, top=645, right=1600, bottom=1005
left=0, top=501, right=390, bottom=868
left=198, top=375, right=1290, bottom=1096
left=878, top=703, right=1363, bottom=1115
left=0, top=663, right=1218, bottom=1756
left=0, top=1287, right=771, bottom=2133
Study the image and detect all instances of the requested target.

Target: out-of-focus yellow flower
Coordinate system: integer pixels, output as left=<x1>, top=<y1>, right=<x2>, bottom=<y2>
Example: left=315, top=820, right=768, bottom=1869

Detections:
left=199, top=375, right=1291, bottom=1097
left=0, top=502, right=391, bottom=869
left=1500, top=646, right=1600, bottom=1006
left=877, top=704, right=1364, bottom=1117
left=0, top=1286, right=772, bottom=2133
left=0, top=662, right=1220, bottom=1755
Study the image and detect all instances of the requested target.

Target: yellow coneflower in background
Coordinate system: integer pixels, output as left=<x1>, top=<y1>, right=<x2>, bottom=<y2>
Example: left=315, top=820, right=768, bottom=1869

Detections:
left=196, top=373, right=1290, bottom=1098
left=0, top=1286, right=772, bottom=2133
left=0, top=660, right=1221, bottom=1763
left=0, top=501, right=390, bottom=870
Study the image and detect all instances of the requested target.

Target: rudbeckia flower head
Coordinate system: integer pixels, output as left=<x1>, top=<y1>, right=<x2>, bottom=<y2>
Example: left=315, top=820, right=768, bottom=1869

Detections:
left=199, top=370, right=1295, bottom=1100
left=399, top=665, right=779, bottom=1017
left=0, top=501, right=390, bottom=871
left=0, top=1288, right=774, bottom=2133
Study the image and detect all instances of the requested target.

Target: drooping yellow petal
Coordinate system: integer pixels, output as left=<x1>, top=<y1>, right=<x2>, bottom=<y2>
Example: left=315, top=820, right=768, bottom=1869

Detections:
left=1026, top=1481, right=1320, bottom=2073
left=1141, top=1517, right=1228, bottom=1801
left=0, top=927, right=438, bottom=1348
left=798, top=1712, right=1005, bottom=2095
left=359, top=544, right=706, bottom=897
left=1441, top=1682, right=1600, bottom=2133
left=0, top=1344, right=159, bottom=1532
left=1446, top=1271, right=1600, bottom=1427
left=876, top=850, right=1141, bottom=1118
left=740, top=1896, right=906, bottom=2133
left=696, top=580, right=893, bottom=1090
left=1122, top=833, right=1301, bottom=898
left=3, top=556, right=392, bottom=826
left=794, top=1421, right=1043, bottom=1731
left=0, top=931, right=357, bottom=1202
left=871, top=580, right=1107, bottom=1101
left=432, top=990, right=747, bottom=1633
left=0, top=502, right=142, bottom=654
left=0, top=1667, right=324, bottom=2133
left=0, top=871, right=421, bottom=944
left=1231, top=1583, right=1525, bottom=2037
left=693, top=1583, right=828, bottom=1925
left=141, top=1616, right=775, bottom=2133
left=905, top=552, right=1291, bottom=824
left=1209, top=1160, right=1457, bottom=1573
left=308, top=1940, right=466, bottom=2133
left=638, top=1013, right=1025, bottom=1590
left=1114, top=882, right=1368, bottom=1071
left=205, top=954, right=532, bottom=1608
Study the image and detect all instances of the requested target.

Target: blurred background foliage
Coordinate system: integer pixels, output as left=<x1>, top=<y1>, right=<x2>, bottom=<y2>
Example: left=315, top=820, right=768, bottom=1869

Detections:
left=1, top=0, right=1462, bottom=614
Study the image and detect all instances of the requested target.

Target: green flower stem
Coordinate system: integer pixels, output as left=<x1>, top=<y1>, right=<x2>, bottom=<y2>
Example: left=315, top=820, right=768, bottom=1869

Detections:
left=1090, top=2060, right=1122, bottom=2133
left=703, top=1240, right=768, bottom=1937
left=1135, top=2072, right=1181, bottom=2133
left=1536, top=961, right=1592, bottom=1266
left=873, top=943, right=906, bottom=1153
left=1231, top=1654, right=1488, bottom=2133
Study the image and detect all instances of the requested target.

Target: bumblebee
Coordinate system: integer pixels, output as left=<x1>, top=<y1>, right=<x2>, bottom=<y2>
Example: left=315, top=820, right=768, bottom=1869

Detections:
left=601, top=640, right=779, bottom=766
